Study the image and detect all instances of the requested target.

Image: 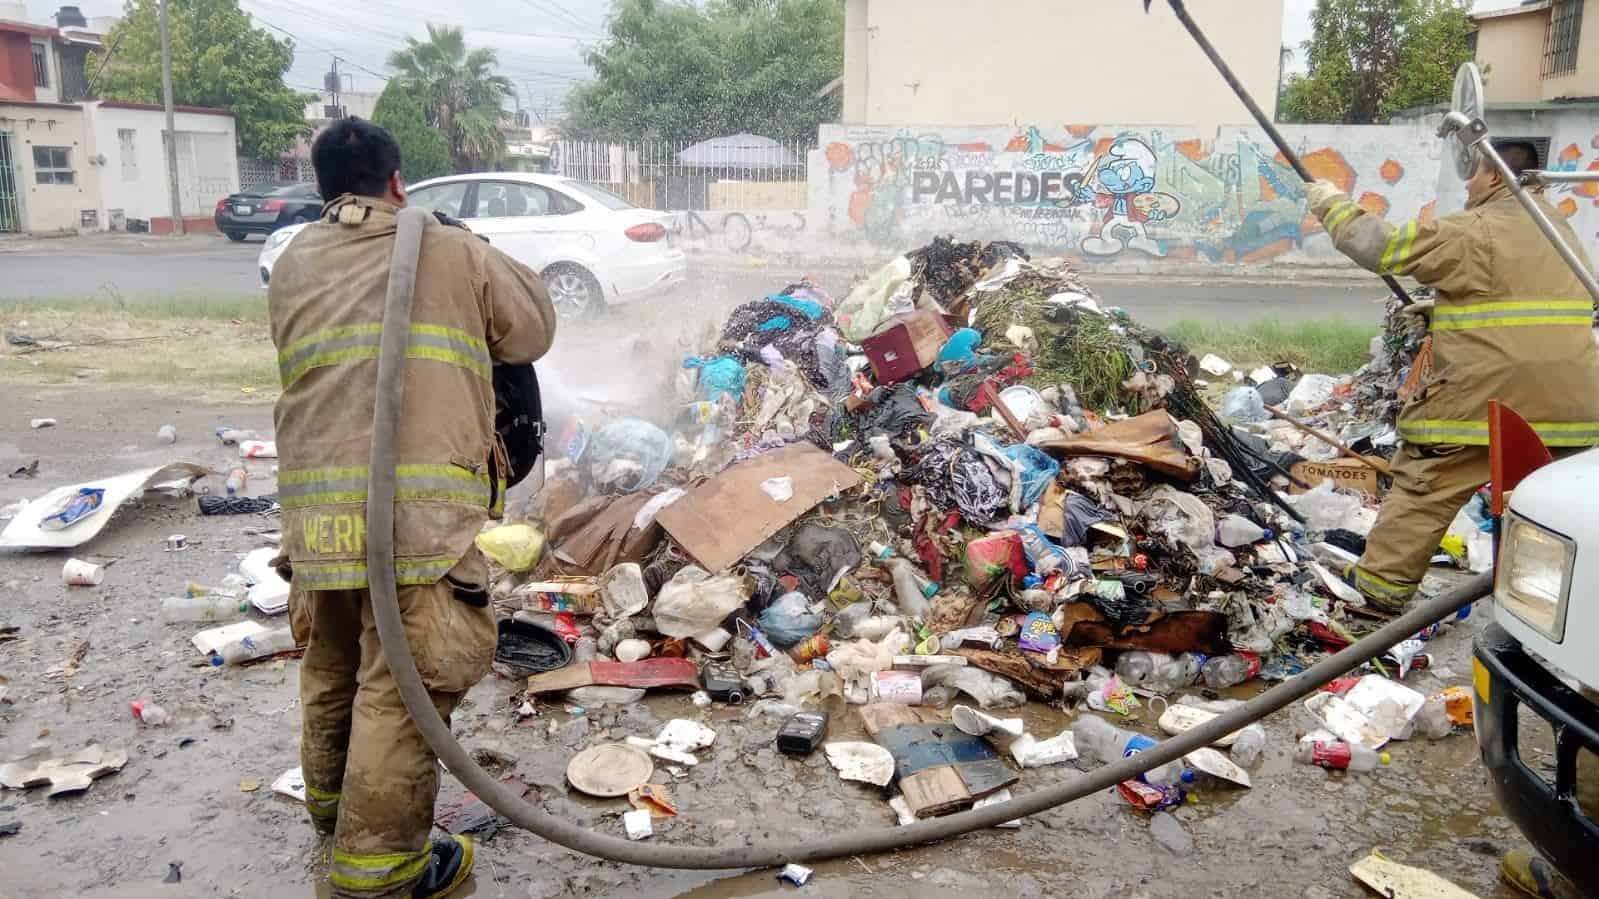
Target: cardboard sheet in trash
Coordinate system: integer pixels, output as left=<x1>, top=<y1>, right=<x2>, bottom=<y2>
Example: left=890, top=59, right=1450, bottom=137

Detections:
left=525, top=657, right=699, bottom=695
left=856, top=704, right=1017, bottom=818
left=949, top=646, right=1101, bottom=699
left=656, top=444, right=862, bottom=573
left=1060, top=604, right=1231, bottom=655
left=541, top=491, right=663, bottom=577
left=0, top=463, right=209, bottom=549
left=1349, top=851, right=1479, bottom=898
left=1033, top=412, right=1200, bottom=481
left=1289, top=458, right=1383, bottom=496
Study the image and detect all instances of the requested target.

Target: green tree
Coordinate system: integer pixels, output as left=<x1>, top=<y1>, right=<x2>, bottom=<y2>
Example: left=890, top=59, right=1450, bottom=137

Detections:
left=93, top=0, right=312, bottom=158
left=387, top=24, right=513, bottom=171
left=563, top=0, right=843, bottom=143
left=1279, top=0, right=1474, bottom=124
left=371, top=81, right=452, bottom=182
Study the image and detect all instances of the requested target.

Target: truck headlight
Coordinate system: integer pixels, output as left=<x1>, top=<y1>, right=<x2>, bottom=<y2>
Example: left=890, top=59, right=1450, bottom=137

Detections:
left=1496, top=513, right=1574, bottom=641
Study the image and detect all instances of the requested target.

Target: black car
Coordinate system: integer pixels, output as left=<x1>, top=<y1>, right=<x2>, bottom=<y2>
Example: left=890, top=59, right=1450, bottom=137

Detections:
left=214, top=183, right=322, bottom=241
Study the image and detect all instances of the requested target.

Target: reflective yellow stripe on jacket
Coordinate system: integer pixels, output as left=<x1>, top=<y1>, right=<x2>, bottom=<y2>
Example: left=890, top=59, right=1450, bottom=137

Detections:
left=330, top=847, right=432, bottom=894
left=277, top=322, right=491, bottom=388
left=1398, top=418, right=1599, bottom=447
left=293, top=556, right=459, bottom=589
left=278, top=464, right=493, bottom=508
left=1430, top=299, right=1594, bottom=331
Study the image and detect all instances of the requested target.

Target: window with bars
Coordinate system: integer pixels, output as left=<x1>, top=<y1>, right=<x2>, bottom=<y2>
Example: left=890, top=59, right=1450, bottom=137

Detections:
left=30, top=42, right=48, bottom=88
left=1545, top=0, right=1586, bottom=77
left=32, top=146, right=74, bottom=185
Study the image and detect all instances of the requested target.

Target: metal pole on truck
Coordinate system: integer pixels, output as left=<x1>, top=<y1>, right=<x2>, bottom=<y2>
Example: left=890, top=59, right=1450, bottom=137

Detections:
left=159, top=0, right=184, bottom=236
left=1147, top=0, right=1413, bottom=306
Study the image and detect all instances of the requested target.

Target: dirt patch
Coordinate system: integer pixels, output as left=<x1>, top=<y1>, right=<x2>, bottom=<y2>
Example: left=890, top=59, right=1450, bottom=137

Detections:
left=0, top=308, right=278, bottom=404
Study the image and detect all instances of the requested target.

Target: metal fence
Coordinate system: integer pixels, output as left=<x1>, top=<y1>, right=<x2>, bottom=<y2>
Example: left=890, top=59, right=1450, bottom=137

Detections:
left=239, top=155, right=314, bottom=192
left=552, top=138, right=813, bottom=211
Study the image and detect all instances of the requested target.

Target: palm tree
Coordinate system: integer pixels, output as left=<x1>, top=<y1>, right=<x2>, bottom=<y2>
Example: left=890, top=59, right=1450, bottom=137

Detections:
left=387, top=24, right=513, bottom=171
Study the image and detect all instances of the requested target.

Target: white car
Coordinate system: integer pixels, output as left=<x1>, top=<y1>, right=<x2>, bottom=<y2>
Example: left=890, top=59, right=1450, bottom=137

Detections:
left=257, top=221, right=309, bottom=288
left=407, top=173, right=685, bottom=316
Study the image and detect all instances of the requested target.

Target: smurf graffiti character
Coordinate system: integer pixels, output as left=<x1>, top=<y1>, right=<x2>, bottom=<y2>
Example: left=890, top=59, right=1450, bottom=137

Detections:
left=1076, top=137, right=1180, bottom=257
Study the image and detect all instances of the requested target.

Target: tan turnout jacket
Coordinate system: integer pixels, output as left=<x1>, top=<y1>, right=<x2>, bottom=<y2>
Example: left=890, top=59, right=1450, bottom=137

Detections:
left=268, top=195, right=556, bottom=590
left=1315, top=185, right=1599, bottom=447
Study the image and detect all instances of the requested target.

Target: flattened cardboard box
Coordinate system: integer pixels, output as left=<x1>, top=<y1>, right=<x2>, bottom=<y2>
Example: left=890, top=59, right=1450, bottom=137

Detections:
left=1289, top=458, right=1383, bottom=496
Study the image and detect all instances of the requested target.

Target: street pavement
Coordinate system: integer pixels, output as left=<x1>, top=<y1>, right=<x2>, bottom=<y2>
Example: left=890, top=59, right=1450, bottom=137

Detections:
left=0, top=232, right=1390, bottom=327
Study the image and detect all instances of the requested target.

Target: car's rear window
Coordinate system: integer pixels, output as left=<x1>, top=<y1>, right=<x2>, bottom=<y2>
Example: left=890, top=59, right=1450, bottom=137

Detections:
left=564, top=180, right=635, bottom=210
left=264, top=183, right=316, bottom=198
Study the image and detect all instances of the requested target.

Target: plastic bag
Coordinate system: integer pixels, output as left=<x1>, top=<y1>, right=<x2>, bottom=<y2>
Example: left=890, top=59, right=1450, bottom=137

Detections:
left=588, top=418, right=672, bottom=493
left=1220, top=386, right=1267, bottom=423
left=682, top=355, right=747, bottom=403
left=474, top=522, right=546, bottom=572
left=652, top=566, right=749, bottom=638
left=599, top=562, right=649, bottom=620
left=963, top=531, right=1028, bottom=589
left=1285, top=373, right=1339, bottom=414
left=1142, top=485, right=1234, bottom=573
left=825, top=630, right=910, bottom=684
left=920, top=665, right=1026, bottom=710
left=758, top=591, right=824, bottom=647
left=1288, top=481, right=1365, bottom=533
left=837, top=255, right=913, bottom=341
left=999, top=443, right=1060, bottom=509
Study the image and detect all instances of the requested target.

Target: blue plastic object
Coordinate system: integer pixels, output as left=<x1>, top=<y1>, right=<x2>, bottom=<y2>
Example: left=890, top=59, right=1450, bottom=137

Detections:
left=683, top=355, right=747, bottom=402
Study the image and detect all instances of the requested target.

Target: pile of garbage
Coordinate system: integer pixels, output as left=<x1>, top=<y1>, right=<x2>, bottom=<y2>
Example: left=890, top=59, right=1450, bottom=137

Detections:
left=480, top=235, right=1478, bottom=823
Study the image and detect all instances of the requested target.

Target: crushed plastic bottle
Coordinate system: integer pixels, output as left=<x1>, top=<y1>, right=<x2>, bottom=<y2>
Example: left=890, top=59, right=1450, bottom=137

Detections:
left=1229, top=724, right=1267, bottom=767
left=887, top=559, right=933, bottom=619
left=160, top=594, right=249, bottom=622
left=1295, top=740, right=1389, bottom=772
left=1200, top=651, right=1261, bottom=689
left=130, top=699, right=170, bottom=726
left=212, top=627, right=296, bottom=665
left=1071, top=715, right=1184, bottom=786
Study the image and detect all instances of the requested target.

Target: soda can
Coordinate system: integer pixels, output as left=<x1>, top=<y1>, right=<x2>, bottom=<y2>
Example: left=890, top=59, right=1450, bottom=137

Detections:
left=1414, top=622, right=1443, bottom=642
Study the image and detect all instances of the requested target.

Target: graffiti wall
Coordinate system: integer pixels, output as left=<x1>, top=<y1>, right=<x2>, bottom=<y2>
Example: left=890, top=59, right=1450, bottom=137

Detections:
left=811, top=121, right=1449, bottom=265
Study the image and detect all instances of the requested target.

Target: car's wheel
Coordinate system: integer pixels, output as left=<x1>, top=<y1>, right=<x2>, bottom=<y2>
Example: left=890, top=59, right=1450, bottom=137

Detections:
left=225, top=231, right=247, bottom=242
left=542, top=263, right=604, bottom=318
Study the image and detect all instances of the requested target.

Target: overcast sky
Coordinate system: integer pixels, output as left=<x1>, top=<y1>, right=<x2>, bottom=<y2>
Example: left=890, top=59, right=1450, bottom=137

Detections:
left=26, top=0, right=1516, bottom=112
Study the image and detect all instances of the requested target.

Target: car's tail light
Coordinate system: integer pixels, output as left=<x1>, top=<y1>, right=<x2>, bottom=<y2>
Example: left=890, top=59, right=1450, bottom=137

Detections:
left=624, top=222, right=666, bottom=242
left=215, top=198, right=228, bottom=213
left=262, top=199, right=286, bottom=212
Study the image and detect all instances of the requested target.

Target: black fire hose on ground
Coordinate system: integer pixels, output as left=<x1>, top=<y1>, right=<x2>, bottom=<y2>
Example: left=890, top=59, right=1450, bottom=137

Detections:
left=365, top=206, right=1490, bottom=868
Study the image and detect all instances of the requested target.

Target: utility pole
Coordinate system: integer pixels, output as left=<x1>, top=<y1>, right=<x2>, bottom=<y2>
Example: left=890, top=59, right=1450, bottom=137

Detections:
left=330, top=56, right=341, bottom=118
left=159, top=0, right=184, bottom=235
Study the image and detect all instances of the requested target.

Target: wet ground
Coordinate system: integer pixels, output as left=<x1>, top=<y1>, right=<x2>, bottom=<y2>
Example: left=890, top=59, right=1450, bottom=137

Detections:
left=0, top=378, right=1536, bottom=899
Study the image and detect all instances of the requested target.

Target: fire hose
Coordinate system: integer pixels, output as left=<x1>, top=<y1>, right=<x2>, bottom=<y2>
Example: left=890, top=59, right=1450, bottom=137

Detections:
left=364, top=205, right=1493, bottom=869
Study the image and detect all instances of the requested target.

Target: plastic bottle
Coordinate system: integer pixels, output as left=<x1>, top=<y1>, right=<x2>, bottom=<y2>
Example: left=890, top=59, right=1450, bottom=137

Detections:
left=1114, top=651, right=1171, bottom=686
left=130, top=699, right=170, bottom=726
left=1071, top=715, right=1184, bottom=786
left=160, top=594, right=249, bottom=622
left=1229, top=724, right=1267, bottom=767
left=1200, top=651, right=1261, bottom=689
left=1295, top=740, right=1388, bottom=771
left=1216, top=515, right=1269, bottom=548
left=212, top=627, right=296, bottom=666
left=225, top=468, right=248, bottom=496
left=1412, top=693, right=1454, bottom=740
left=888, top=559, right=931, bottom=619
left=215, top=427, right=259, bottom=445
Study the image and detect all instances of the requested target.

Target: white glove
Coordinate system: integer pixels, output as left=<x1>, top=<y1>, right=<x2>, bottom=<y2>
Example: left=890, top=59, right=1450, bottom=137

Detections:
left=1305, top=179, right=1343, bottom=209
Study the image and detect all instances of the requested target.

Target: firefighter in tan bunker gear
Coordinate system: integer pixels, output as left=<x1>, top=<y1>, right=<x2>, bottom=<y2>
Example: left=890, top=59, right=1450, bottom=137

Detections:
left=268, top=118, right=556, bottom=898
left=1305, top=141, right=1599, bottom=613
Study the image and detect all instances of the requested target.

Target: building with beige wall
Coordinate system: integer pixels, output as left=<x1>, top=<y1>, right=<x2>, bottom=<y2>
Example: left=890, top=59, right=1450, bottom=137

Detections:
left=0, top=99, right=97, bottom=232
left=840, top=0, right=1283, bottom=128
left=1472, top=0, right=1599, bottom=103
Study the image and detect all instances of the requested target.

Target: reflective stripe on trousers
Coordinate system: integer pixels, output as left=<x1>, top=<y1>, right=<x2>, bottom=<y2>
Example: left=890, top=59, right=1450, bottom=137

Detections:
left=329, top=847, right=432, bottom=894
left=277, top=322, right=491, bottom=387
left=1398, top=418, right=1599, bottom=446
left=278, top=464, right=492, bottom=508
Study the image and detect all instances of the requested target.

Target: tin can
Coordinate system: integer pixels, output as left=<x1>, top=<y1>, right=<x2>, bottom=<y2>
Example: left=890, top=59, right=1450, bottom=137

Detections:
left=788, top=634, right=831, bottom=664
left=164, top=534, right=188, bottom=552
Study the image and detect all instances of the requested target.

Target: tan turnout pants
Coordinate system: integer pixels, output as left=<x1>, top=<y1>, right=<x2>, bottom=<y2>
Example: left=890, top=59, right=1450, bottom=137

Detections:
left=289, top=552, right=495, bottom=897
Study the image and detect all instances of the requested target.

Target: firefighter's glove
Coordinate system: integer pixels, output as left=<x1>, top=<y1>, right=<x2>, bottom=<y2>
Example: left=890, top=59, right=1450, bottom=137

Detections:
left=1304, top=179, right=1344, bottom=212
left=1403, top=299, right=1436, bottom=324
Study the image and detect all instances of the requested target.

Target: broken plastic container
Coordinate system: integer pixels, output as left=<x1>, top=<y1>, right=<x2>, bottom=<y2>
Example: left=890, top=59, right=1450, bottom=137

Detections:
left=599, top=562, right=649, bottom=620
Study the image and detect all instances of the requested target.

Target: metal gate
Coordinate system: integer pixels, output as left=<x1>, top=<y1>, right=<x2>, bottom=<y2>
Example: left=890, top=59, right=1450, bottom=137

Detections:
left=0, top=133, right=19, bottom=233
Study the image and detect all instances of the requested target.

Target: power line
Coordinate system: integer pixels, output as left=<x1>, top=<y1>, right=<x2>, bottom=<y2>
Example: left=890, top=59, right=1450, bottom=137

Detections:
left=518, top=0, right=601, bottom=37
